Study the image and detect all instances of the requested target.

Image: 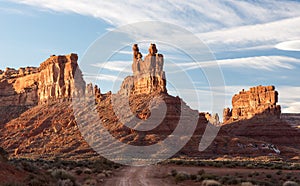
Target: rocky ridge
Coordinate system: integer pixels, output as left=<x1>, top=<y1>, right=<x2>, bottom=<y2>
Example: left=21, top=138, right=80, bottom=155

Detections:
left=0, top=44, right=299, bottom=161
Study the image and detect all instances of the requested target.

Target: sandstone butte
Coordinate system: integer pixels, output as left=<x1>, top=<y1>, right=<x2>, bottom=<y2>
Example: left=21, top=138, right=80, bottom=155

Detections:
left=223, top=85, right=281, bottom=123
left=0, top=43, right=300, bottom=161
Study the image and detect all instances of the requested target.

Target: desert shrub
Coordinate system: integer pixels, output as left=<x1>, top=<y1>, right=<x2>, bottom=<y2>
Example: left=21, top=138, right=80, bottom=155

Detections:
left=51, top=169, right=75, bottom=183
left=175, top=160, right=184, bottom=165
left=0, top=182, right=25, bottom=186
left=201, top=173, right=218, bottom=180
left=190, top=174, right=197, bottom=180
left=83, top=178, right=97, bottom=186
left=174, top=172, right=189, bottom=183
left=276, top=170, right=282, bottom=175
left=75, top=169, right=82, bottom=175
left=28, top=178, right=45, bottom=186
left=196, top=175, right=203, bottom=182
left=57, top=179, right=74, bottom=186
left=266, top=174, right=272, bottom=178
left=25, top=174, right=53, bottom=186
left=253, top=172, right=259, bottom=176
left=286, top=173, right=292, bottom=180
left=213, top=162, right=222, bottom=168
left=255, top=180, right=273, bottom=186
left=201, top=179, right=221, bottom=186
left=197, top=169, right=205, bottom=175
left=228, top=179, right=239, bottom=185
left=241, top=182, right=254, bottom=186
left=219, top=176, right=230, bottom=184
left=283, top=181, right=299, bottom=186
left=83, top=168, right=92, bottom=174
left=246, top=164, right=254, bottom=169
left=225, top=163, right=236, bottom=168
left=170, top=169, right=177, bottom=177
left=21, top=161, right=38, bottom=173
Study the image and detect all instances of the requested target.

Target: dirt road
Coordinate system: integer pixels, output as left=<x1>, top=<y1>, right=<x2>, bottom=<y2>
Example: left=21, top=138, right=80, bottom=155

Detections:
left=104, top=165, right=171, bottom=186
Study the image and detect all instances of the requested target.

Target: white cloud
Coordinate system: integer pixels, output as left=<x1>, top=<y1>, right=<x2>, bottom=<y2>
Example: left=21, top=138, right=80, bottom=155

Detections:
left=198, top=17, right=300, bottom=51
left=8, top=0, right=300, bottom=32
left=282, top=102, right=300, bottom=113
left=277, top=86, right=300, bottom=113
left=83, top=73, right=123, bottom=82
left=275, top=40, right=300, bottom=52
left=91, top=61, right=132, bottom=73
left=7, top=1, right=300, bottom=54
left=169, top=56, right=300, bottom=72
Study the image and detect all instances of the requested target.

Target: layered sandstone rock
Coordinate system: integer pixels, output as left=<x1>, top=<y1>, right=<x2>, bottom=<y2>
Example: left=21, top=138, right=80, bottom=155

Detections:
left=38, top=54, right=85, bottom=104
left=0, top=67, right=39, bottom=107
left=119, top=44, right=167, bottom=96
left=0, top=53, right=85, bottom=107
left=223, top=85, right=281, bottom=123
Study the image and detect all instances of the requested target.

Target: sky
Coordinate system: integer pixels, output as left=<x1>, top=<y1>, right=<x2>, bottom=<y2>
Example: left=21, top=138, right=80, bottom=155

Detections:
left=1, top=0, right=300, bottom=115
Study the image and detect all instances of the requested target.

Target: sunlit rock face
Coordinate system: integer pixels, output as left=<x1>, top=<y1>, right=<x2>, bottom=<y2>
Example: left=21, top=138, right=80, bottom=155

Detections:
left=38, top=54, right=85, bottom=104
left=0, top=54, right=85, bottom=107
left=119, top=43, right=167, bottom=96
left=223, top=85, right=281, bottom=123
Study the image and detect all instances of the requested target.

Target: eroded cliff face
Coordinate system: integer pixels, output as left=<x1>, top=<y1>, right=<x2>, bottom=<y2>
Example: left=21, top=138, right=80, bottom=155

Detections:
left=223, top=85, right=281, bottom=123
left=0, top=67, right=39, bottom=106
left=119, top=44, right=167, bottom=96
left=38, top=54, right=85, bottom=104
left=0, top=53, right=85, bottom=107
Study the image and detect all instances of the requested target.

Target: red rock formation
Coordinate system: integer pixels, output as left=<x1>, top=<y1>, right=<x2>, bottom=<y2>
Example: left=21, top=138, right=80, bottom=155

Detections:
left=223, top=85, right=281, bottom=123
left=0, top=53, right=85, bottom=107
left=38, top=54, right=85, bottom=104
left=120, top=44, right=166, bottom=96
left=0, top=67, right=39, bottom=107
left=1, top=45, right=300, bottom=161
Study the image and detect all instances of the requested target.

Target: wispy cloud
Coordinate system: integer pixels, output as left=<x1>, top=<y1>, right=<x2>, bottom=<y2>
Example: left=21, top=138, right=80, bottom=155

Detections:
left=168, top=56, right=300, bottom=72
left=275, top=40, right=300, bottom=52
left=198, top=17, right=300, bottom=52
left=7, top=0, right=300, bottom=54
left=83, top=73, right=123, bottom=82
left=91, top=61, right=132, bottom=73
left=7, top=0, right=300, bottom=32
left=87, top=56, right=300, bottom=76
left=277, top=86, right=300, bottom=113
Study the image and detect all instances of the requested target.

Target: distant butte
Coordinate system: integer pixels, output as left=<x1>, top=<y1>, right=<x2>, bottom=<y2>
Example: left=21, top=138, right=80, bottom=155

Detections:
left=223, top=85, right=281, bottom=123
